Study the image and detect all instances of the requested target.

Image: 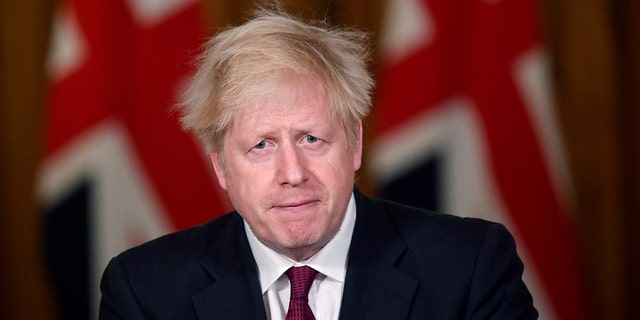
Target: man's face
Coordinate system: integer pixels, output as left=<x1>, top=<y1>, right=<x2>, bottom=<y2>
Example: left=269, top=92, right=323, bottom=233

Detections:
left=211, top=76, right=362, bottom=261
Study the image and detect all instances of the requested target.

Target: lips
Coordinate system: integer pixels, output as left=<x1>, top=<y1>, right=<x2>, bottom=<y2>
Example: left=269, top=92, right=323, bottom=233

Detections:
left=270, top=190, right=322, bottom=211
left=274, top=199, right=318, bottom=209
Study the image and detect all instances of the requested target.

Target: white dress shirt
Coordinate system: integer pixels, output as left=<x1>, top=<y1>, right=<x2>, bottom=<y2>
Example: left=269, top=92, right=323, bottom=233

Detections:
left=244, top=193, right=356, bottom=320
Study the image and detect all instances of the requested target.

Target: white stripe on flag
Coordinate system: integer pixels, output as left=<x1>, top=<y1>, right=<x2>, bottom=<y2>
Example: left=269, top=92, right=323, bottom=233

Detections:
left=514, top=48, right=573, bottom=208
left=126, top=0, right=199, bottom=26
left=47, top=5, right=87, bottom=82
left=380, top=0, right=432, bottom=63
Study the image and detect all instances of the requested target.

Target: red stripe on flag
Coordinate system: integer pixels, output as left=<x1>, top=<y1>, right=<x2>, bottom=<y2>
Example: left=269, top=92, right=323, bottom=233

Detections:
left=44, top=0, right=224, bottom=230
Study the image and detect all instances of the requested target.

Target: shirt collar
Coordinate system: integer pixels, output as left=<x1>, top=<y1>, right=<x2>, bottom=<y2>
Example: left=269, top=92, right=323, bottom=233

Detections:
left=244, top=193, right=356, bottom=294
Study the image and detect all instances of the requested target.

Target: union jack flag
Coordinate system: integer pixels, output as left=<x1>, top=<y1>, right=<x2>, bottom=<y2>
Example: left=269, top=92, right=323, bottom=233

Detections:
left=39, top=1, right=224, bottom=318
left=371, top=0, right=588, bottom=319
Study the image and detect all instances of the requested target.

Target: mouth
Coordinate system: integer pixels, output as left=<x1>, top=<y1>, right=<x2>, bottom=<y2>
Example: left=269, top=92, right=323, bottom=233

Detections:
left=274, top=199, right=319, bottom=209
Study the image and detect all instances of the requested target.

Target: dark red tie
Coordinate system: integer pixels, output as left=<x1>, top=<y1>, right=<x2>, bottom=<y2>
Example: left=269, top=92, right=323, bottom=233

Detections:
left=285, top=266, right=319, bottom=320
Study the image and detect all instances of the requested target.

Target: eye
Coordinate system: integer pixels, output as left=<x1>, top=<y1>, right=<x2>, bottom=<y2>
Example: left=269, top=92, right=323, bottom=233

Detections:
left=305, top=135, right=318, bottom=143
left=254, top=140, right=267, bottom=149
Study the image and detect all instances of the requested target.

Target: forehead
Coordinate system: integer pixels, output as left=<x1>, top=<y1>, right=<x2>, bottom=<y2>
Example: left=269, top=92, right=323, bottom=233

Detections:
left=233, top=75, right=332, bottom=125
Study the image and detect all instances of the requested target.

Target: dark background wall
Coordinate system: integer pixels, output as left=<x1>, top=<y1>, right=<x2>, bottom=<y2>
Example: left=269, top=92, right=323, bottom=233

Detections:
left=0, top=0, right=638, bottom=318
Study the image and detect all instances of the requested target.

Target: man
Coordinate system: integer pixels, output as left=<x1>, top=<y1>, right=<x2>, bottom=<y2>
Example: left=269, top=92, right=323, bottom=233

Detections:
left=99, top=7, right=537, bottom=320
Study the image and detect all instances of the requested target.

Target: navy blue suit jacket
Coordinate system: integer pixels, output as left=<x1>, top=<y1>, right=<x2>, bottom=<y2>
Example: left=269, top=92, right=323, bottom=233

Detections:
left=100, top=190, right=537, bottom=319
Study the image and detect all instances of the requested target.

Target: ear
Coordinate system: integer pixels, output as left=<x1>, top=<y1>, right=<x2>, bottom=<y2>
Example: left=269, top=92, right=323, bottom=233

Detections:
left=353, top=121, right=363, bottom=171
left=210, top=153, right=228, bottom=191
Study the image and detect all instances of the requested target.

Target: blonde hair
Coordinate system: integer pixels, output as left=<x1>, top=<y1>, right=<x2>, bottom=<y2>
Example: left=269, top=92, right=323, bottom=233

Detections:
left=179, top=7, right=373, bottom=156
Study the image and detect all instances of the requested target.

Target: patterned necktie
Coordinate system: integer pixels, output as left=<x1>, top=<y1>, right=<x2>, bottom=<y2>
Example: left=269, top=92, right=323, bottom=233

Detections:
left=285, top=266, right=319, bottom=320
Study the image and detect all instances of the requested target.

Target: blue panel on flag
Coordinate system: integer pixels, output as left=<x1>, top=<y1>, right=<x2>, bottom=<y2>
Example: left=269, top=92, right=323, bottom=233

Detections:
left=44, top=179, right=91, bottom=320
left=380, top=155, right=441, bottom=211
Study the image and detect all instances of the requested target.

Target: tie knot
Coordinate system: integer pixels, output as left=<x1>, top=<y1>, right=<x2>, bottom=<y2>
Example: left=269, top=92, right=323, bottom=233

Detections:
left=286, top=266, right=318, bottom=299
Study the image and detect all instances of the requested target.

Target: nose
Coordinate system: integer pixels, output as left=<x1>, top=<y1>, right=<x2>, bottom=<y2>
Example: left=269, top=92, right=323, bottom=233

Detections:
left=277, top=143, right=308, bottom=187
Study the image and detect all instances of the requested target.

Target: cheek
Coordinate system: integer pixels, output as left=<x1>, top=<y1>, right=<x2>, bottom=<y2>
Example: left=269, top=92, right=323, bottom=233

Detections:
left=225, top=162, right=272, bottom=200
left=317, top=155, right=357, bottom=187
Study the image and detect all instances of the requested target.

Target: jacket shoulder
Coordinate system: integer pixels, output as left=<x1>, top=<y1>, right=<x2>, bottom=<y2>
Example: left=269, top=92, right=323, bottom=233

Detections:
left=116, top=212, right=240, bottom=267
left=370, top=197, right=499, bottom=244
left=361, top=195, right=518, bottom=280
left=358, top=195, right=536, bottom=319
left=99, top=212, right=244, bottom=319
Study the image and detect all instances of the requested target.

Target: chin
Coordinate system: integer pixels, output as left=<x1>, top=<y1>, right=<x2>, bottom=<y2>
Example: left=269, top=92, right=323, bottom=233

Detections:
left=282, top=235, right=319, bottom=249
left=275, top=231, right=320, bottom=248
left=278, top=240, right=326, bottom=261
left=269, top=226, right=335, bottom=257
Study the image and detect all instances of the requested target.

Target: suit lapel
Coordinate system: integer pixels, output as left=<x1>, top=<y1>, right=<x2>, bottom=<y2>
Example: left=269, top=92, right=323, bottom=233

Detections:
left=192, top=214, right=266, bottom=320
left=339, top=190, right=419, bottom=319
